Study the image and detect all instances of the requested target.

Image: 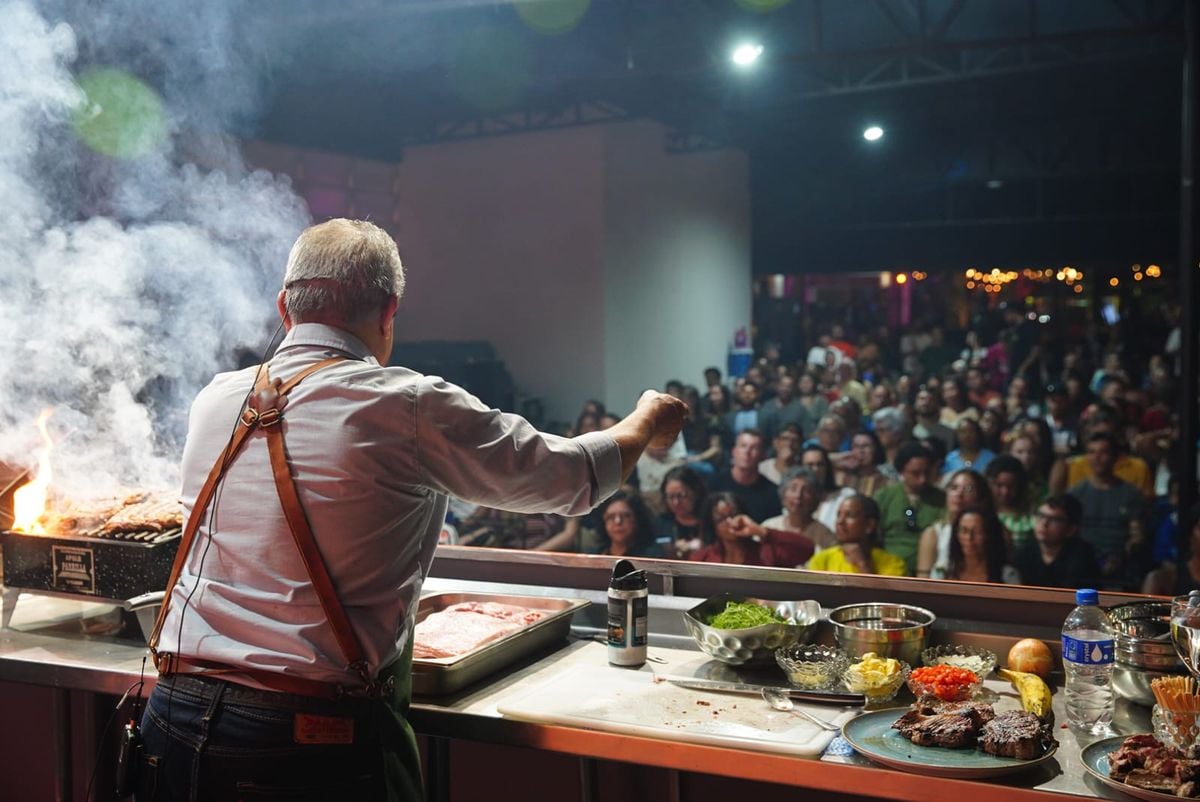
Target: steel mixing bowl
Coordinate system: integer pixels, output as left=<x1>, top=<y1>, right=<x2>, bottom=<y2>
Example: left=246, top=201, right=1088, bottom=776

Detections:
left=828, top=602, right=936, bottom=666
left=683, top=595, right=820, bottom=666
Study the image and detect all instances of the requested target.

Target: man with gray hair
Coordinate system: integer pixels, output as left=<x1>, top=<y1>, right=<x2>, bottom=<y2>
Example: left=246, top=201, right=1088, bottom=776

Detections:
left=140, top=219, right=686, bottom=800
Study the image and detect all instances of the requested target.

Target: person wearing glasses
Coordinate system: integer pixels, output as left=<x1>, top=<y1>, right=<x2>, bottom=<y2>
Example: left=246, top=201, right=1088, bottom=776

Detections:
left=592, top=490, right=663, bottom=558
left=914, top=469, right=995, bottom=579
left=689, top=492, right=816, bottom=567
left=942, top=507, right=1020, bottom=584
left=807, top=494, right=906, bottom=576
left=1012, top=494, right=1099, bottom=589
left=656, top=466, right=706, bottom=559
left=873, top=443, right=946, bottom=575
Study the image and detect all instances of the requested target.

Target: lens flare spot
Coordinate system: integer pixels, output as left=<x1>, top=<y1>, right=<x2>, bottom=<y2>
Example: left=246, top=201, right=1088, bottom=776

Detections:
left=72, top=67, right=167, bottom=159
left=735, top=0, right=792, bottom=12
left=515, top=0, right=591, bottom=35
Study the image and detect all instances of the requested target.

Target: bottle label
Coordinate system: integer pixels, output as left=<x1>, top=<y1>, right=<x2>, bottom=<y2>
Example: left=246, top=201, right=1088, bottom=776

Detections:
left=607, top=594, right=648, bottom=649
left=1062, top=635, right=1114, bottom=665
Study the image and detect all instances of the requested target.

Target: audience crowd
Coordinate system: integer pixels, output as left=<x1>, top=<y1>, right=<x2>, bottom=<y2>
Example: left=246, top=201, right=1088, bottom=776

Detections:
left=446, top=302, right=1193, bottom=594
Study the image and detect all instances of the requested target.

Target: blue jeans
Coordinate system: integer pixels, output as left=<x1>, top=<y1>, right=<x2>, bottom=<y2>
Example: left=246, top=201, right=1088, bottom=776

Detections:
left=136, top=674, right=412, bottom=801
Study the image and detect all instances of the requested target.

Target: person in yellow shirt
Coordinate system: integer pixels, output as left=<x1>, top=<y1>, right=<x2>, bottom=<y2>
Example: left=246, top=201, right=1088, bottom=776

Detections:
left=808, top=494, right=907, bottom=576
left=1049, top=406, right=1153, bottom=497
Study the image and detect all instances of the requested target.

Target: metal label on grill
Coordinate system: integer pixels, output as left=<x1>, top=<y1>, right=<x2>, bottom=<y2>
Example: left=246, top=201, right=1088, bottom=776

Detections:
left=51, top=545, right=95, bottom=595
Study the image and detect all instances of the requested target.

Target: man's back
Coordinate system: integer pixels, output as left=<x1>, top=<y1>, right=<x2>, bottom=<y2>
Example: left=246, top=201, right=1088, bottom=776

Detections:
left=160, top=323, right=620, bottom=687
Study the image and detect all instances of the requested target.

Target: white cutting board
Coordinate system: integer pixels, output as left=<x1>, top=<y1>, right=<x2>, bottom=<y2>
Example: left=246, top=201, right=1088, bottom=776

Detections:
left=497, top=665, right=857, bottom=758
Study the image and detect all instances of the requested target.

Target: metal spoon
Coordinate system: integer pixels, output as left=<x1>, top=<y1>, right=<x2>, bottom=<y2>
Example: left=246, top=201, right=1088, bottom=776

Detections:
left=761, top=687, right=840, bottom=731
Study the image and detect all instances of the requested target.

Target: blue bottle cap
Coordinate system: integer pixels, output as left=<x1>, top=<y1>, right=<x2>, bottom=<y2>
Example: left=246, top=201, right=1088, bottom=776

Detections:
left=1076, top=589, right=1098, bottom=605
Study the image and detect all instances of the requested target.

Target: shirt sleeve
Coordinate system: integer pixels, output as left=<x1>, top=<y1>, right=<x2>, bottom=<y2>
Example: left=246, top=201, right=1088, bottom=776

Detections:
left=414, top=376, right=622, bottom=515
left=763, top=528, right=815, bottom=567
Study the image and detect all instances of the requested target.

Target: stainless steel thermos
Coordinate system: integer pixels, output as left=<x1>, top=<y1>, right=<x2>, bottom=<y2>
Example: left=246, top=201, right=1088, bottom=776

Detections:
left=607, top=558, right=648, bottom=666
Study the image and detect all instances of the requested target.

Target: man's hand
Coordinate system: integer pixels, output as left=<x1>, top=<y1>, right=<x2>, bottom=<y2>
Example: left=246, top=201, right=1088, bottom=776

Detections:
left=637, top=389, right=689, bottom=449
left=606, top=391, right=690, bottom=480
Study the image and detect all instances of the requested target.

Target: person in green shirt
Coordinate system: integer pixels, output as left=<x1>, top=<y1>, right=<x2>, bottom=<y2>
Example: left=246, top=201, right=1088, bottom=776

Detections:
left=807, top=494, right=906, bottom=576
left=873, top=443, right=946, bottom=574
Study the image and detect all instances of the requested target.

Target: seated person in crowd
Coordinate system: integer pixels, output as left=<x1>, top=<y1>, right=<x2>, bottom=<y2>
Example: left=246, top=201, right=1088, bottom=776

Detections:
left=761, top=467, right=836, bottom=551
left=656, top=466, right=706, bottom=559
left=591, top=491, right=663, bottom=558
left=915, top=469, right=995, bottom=579
left=1067, top=432, right=1146, bottom=589
left=759, top=374, right=806, bottom=442
left=986, top=455, right=1035, bottom=553
left=633, top=436, right=686, bottom=514
left=874, top=443, right=947, bottom=574
left=943, top=417, right=995, bottom=475
left=690, top=493, right=815, bottom=567
left=759, top=424, right=802, bottom=485
left=724, top=380, right=761, bottom=435
left=810, top=413, right=849, bottom=455
left=457, top=506, right=567, bottom=549
left=1143, top=503, right=1200, bottom=597
left=837, top=430, right=892, bottom=497
left=679, top=386, right=723, bottom=474
left=795, top=371, right=830, bottom=435
left=807, top=494, right=906, bottom=576
left=800, top=444, right=855, bottom=531
left=939, top=377, right=979, bottom=427
left=943, top=507, right=1021, bottom=584
left=709, top=429, right=782, bottom=523
left=1051, top=405, right=1153, bottom=497
left=1014, top=494, right=1099, bottom=589
left=911, top=386, right=955, bottom=453
left=870, top=406, right=911, bottom=481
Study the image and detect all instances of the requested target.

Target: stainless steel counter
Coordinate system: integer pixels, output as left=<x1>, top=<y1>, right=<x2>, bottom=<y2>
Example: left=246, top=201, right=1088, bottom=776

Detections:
left=0, top=570, right=1158, bottom=802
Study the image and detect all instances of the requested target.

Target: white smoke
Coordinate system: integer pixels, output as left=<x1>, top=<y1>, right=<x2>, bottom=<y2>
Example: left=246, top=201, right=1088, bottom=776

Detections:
left=0, top=1, right=309, bottom=498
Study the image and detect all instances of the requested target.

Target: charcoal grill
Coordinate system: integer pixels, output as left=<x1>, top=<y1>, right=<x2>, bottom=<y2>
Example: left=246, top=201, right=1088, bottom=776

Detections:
left=0, top=526, right=180, bottom=630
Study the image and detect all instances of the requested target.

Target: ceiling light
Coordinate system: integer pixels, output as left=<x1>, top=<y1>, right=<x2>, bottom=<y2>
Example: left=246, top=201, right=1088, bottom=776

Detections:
left=863, top=125, right=884, bottom=142
left=731, top=43, right=764, bottom=67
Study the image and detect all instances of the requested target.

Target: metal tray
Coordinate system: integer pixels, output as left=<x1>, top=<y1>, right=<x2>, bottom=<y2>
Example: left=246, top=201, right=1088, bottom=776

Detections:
left=411, top=592, right=589, bottom=696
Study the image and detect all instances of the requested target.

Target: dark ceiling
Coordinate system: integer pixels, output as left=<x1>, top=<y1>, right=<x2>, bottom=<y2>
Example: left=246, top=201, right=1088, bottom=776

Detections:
left=75, top=0, right=1192, bottom=273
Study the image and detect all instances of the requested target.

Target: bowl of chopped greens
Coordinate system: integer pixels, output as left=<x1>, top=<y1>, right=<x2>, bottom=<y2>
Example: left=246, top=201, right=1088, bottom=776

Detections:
left=683, top=595, right=820, bottom=666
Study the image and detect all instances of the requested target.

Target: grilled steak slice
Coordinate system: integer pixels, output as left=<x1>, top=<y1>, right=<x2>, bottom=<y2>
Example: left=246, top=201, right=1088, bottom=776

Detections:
left=1123, top=769, right=1180, bottom=794
left=978, top=710, right=1051, bottom=760
left=896, top=712, right=979, bottom=749
left=936, top=701, right=995, bottom=728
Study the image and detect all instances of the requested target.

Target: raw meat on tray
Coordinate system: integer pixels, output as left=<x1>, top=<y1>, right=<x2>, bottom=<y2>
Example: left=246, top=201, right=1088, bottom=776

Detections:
left=413, top=601, right=549, bottom=659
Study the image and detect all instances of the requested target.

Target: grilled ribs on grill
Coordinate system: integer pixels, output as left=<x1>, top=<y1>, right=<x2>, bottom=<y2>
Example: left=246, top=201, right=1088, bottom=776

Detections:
left=977, top=710, right=1052, bottom=760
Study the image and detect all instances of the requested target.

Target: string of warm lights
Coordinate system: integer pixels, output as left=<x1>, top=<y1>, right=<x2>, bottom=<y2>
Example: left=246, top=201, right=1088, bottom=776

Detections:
left=953, top=263, right=1165, bottom=294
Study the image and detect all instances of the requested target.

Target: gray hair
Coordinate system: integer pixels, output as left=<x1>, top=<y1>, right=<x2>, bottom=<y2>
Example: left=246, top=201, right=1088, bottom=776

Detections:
left=871, top=405, right=906, bottom=433
left=282, top=219, right=405, bottom=325
left=778, top=466, right=819, bottom=501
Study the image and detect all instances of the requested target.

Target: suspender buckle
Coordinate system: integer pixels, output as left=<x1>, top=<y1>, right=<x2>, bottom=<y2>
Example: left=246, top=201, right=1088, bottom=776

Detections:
left=257, top=408, right=282, bottom=427
left=239, top=408, right=259, bottom=427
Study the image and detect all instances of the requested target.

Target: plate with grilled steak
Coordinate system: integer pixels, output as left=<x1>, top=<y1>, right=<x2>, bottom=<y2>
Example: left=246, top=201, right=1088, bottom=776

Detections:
left=841, top=701, right=1059, bottom=779
left=1082, top=734, right=1200, bottom=801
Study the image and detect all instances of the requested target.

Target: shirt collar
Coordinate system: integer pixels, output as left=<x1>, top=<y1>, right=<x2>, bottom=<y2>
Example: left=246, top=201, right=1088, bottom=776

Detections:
left=276, top=323, right=376, bottom=362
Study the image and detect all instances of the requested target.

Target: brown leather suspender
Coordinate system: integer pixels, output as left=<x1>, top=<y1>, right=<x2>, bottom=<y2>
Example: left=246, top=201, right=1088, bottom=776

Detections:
left=148, top=356, right=381, bottom=699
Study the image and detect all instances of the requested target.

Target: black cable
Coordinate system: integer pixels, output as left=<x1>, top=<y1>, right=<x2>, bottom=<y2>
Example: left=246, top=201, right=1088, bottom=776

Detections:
left=161, top=319, right=287, bottom=777
left=84, top=677, right=145, bottom=802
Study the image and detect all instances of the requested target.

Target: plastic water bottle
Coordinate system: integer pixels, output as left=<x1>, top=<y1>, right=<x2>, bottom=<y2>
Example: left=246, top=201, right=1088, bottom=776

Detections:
left=1062, top=588, right=1115, bottom=735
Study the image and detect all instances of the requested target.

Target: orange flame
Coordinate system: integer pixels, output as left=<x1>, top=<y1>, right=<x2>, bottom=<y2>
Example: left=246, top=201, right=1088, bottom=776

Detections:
left=12, top=410, right=54, bottom=534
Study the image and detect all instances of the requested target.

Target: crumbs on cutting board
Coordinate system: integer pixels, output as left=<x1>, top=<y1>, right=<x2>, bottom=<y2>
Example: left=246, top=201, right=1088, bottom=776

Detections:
left=696, top=700, right=711, bottom=706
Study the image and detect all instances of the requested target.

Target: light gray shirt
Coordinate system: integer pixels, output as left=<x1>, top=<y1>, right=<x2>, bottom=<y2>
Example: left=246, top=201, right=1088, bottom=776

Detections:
left=158, top=324, right=622, bottom=688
